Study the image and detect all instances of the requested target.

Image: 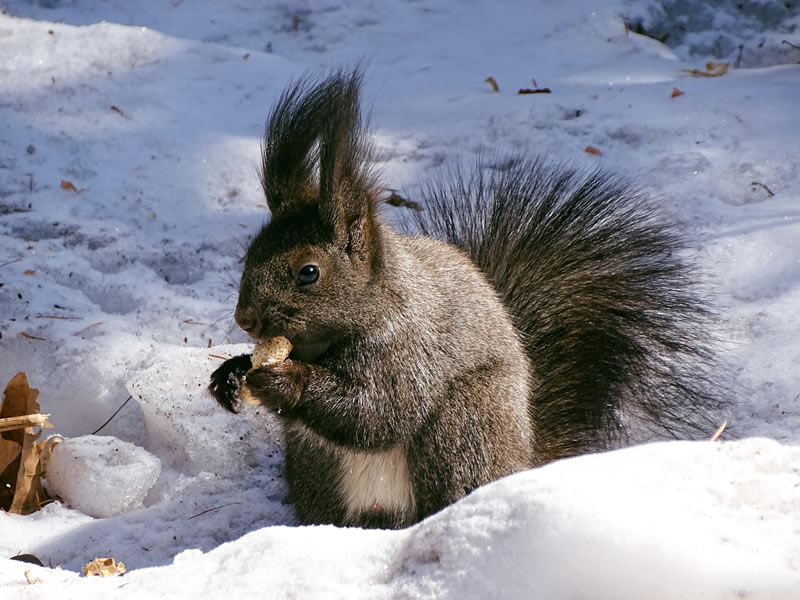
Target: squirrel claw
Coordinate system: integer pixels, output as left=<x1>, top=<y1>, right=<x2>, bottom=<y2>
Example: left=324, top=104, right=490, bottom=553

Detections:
left=245, top=359, right=309, bottom=414
left=208, top=353, right=253, bottom=414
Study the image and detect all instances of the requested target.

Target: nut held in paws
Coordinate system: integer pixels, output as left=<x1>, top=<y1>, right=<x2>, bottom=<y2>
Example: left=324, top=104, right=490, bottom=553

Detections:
left=241, top=336, right=293, bottom=405
left=252, top=336, right=293, bottom=368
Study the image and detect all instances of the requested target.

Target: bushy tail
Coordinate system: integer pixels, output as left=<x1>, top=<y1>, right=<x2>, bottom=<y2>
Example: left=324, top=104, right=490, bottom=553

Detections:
left=410, top=158, right=728, bottom=463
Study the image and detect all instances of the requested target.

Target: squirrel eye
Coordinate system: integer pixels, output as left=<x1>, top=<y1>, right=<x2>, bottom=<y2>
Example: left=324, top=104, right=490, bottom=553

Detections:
left=297, top=264, right=320, bottom=285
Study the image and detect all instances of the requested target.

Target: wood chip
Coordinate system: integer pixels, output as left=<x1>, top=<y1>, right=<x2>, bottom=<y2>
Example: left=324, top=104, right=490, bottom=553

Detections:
left=0, top=413, right=51, bottom=433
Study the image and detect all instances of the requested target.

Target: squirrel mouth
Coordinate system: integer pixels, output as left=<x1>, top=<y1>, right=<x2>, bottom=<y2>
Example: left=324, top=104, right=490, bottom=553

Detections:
left=289, top=339, right=331, bottom=363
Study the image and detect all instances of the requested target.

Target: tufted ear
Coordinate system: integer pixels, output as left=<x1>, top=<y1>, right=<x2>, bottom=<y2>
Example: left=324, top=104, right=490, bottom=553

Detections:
left=259, top=67, right=379, bottom=231
left=258, top=72, right=340, bottom=215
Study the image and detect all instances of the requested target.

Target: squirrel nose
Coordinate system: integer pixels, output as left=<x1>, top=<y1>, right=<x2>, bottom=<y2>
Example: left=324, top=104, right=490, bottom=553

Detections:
left=234, top=309, right=256, bottom=334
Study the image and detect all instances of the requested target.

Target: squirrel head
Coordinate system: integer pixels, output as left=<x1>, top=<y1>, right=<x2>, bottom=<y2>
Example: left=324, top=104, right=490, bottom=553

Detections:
left=234, top=68, right=383, bottom=348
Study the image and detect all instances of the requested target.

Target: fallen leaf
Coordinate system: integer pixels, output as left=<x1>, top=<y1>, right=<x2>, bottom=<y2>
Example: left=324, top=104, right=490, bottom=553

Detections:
left=24, top=570, right=43, bottom=584
left=584, top=146, right=603, bottom=156
left=20, top=332, right=47, bottom=342
left=385, top=191, right=422, bottom=211
left=671, top=87, right=684, bottom=97
left=60, top=180, right=78, bottom=193
left=518, top=88, right=551, bottom=94
left=11, top=432, right=46, bottom=514
left=81, top=557, right=126, bottom=577
left=10, top=554, right=44, bottom=567
left=37, top=436, right=63, bottom=474
left=485, top=76, right=499, bottom=92
left=681, top=62, right=729, bottom=77
left=0, top=373, right=53, bottom=514
left=23, top=270, right=35, bottom=276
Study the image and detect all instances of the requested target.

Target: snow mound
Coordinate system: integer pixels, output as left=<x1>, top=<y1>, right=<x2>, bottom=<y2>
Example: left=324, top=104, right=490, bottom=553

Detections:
left=45, top=435, right=161, bottom=518
left=126, top=343, right=282, bottom=476
left=390, top=437, right=800, bottom=598
left=12, top=438, right=797, bottom=599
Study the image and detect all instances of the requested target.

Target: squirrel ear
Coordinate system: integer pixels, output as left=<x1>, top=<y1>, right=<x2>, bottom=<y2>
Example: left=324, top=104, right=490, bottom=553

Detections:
left=342, top=213, right=376, bottom=262
left=259, top=74, right=339, bottom=215
left=260, top=67, right=378, bottom=231
left=313, top=68, right=379, bottom=256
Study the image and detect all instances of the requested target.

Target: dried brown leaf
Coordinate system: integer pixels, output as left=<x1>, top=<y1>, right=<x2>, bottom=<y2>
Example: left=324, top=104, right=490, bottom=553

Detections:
left=385, top=191, right=422, bottom=211
left=518, top=88, right=551, bottom=94
left=20, top=332, right=47, bottom=341
left=0, top=373, right=53, bottom=514
left=10, top=428, right=48, bottom=514
left=81, top=557, right=127, bottom=577
left=681, top=62, right=729, bottom=77
left=60, top=180, right=78, bottom=193
left=24, top=570, right=43, bottom=584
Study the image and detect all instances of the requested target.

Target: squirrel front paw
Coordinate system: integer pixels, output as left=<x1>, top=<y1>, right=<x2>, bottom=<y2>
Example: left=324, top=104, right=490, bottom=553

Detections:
left=208, top=353, right=253, bottom=413
left=244, top=359, right=309, bottom=415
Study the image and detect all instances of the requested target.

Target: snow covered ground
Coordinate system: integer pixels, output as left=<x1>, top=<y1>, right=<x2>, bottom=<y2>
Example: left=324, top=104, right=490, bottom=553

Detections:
left=1, top=0, right=799, bottom=598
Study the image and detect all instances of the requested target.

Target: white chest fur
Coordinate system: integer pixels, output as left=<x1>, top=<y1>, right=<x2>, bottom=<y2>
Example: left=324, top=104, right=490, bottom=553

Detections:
left=288, top=421, right=416, bottom=524
left=288, top=422, right=416, bottom=523
left=339, top=446, right=416, bottom=523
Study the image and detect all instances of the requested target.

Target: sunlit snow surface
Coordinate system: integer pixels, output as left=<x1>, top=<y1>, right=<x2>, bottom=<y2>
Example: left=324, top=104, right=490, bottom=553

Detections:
left=1, top=1, right=799, bottom=597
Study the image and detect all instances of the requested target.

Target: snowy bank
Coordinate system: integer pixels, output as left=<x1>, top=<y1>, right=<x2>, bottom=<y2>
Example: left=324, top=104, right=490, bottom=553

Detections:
left=3, top=438, right=799, bottom=599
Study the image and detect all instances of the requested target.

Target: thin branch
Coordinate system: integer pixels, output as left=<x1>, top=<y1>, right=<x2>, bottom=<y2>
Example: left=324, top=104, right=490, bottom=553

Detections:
left=187, top=502, right=243, bottom=520
left=92, top=395, right=133, bottom=435
left=710, top=420, right=727, bottom=442
left=750, top=181, right=775, bottom=197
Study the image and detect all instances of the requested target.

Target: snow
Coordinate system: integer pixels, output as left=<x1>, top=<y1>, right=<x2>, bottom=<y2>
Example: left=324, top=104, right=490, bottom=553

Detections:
left=4, top=440, right=800, bottom=598
left=0, top=0, right=798, bottom=597
left=45, top=435, right=161, bottom=518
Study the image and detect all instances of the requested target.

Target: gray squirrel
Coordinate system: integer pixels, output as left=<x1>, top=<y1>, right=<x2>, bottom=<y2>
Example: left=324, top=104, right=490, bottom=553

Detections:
left=208, top=68, right=727, bottom=529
